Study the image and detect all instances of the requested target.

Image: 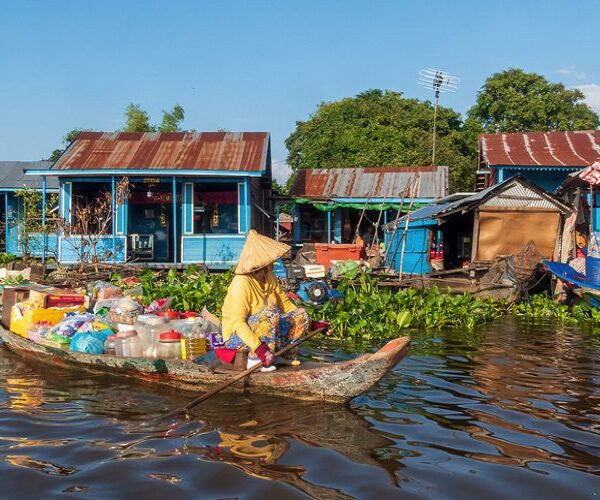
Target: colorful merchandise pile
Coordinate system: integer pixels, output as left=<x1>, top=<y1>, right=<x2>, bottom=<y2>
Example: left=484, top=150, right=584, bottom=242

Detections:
left=9, top=280, right=223, bottom=363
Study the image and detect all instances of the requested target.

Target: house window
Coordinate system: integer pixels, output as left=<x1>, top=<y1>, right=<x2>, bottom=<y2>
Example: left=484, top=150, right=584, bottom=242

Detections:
left=193, top=182, right=239, bottom=234
left=70, top=182, right=113, bottom=234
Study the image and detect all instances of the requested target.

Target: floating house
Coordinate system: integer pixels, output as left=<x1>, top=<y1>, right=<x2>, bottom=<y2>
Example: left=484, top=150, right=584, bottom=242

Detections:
left=286, top=166, right=448, bottom=246
left=385, top=176, right=572, bottom=275
left=476, top=131, right=600, bottom=192
left=26, top=132, right=273, bottom=269
left=0, top=161, right=59, bottom=257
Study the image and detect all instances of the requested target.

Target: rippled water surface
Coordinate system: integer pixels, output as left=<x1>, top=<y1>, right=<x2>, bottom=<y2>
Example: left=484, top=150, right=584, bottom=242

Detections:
left=2, top=317, right=600, bottom=498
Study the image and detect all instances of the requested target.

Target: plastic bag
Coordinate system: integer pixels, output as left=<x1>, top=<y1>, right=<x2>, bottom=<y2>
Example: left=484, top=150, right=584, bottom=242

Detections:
left=145, top=297, right=172, bottom=314
left=107, top=297, right=143, bottom=325
left=90, top=281, right=123, bottom=301
left=69, top=330, right=111, bottom=354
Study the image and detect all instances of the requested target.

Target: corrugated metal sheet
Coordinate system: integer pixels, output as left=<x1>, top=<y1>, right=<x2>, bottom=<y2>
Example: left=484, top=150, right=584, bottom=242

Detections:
left=0, top=161, right=58, bottom=189
left=385, top=175, right=571, bottom=228
left=290, top=166, right=448, bottom=199
left=53, top=132, right=270, bottom=171
left=481, top=183, right=559, bottom=209
left=480, top=131, right=600, bottom=167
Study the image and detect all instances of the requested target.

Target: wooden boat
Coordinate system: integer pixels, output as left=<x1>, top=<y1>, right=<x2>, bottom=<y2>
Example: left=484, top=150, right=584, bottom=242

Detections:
left=0, top=326, right=410, bottom=403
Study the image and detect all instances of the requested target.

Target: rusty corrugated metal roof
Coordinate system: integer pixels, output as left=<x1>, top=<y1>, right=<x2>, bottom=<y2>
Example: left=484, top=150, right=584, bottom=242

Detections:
left=290, top=166, right=448, bottom=199
left=52, top=131, right=270, bottom=171
left=480, top=131, right=600, bottom=167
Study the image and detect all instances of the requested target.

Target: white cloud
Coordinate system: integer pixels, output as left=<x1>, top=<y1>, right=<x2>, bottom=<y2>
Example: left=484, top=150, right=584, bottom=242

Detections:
left=557, top=67, right=588, bottom=81
left=575, top=83, right=600, bottom=112
left=272, top=160, right=292, bottom=184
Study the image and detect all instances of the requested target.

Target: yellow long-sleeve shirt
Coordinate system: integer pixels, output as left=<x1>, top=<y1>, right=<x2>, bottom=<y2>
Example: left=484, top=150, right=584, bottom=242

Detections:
left=221, top=273, right=297, bottom=351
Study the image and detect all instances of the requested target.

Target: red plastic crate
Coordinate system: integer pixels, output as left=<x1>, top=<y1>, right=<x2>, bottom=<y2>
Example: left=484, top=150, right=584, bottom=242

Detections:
left=314, top=243, right=366, bottom=269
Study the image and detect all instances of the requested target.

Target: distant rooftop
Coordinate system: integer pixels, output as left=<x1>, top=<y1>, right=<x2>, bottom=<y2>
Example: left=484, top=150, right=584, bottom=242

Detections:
left=0, top=161, right=58, bottom=190
left=289, top=166, right=448, bottom=199
left=480, top=130, right=600, bottom=168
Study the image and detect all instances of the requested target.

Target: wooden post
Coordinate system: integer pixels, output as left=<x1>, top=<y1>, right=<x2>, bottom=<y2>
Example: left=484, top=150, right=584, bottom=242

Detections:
left=111, top=176, right=116, bottom=264
left=399, top=175, right=421, bottom=281
left=41, top=176, right=47, bottom=266
left=275, top=202, right=280, bottom=241
left=4, top=193, right=8, bottom=253
left=172, top=176, right=178, bottom=266
left=471, top=210, right=480, bottom=263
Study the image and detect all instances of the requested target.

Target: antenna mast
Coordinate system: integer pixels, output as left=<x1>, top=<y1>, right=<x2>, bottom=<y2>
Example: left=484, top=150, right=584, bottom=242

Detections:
left=418, top=68, right=460, bottom=166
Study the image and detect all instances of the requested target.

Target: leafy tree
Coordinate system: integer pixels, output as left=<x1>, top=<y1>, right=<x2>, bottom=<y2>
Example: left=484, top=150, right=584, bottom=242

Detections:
left=467, top=68, right=599, bottom=133
left=285, top=89, right=474, bottom=191
left=124, top=103, right=154, bottom=132
left=46, top=128, right=89, bottom=161
left=159, top=104, right=185, bottom=132
left=13, top=188, right=58, bottom=262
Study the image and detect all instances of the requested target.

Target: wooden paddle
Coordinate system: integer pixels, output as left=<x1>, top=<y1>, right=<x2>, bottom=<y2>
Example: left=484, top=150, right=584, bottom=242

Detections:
left=155, top=326, right=327, bottom=423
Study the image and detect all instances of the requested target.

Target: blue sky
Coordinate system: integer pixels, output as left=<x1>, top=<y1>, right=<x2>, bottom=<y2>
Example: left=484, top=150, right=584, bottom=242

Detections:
left=1, top=0, right=599, bottom=181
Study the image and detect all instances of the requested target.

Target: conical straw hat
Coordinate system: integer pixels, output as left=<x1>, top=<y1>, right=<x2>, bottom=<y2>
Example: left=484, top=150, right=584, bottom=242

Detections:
left=235, top=230, right=290, bottom=275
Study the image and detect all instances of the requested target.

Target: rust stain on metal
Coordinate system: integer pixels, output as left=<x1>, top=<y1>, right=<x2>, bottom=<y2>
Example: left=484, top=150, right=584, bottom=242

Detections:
left=480, top=131, right=600, bottom=167
left=53, top=132, right=270, bottom=171
left=290, top=166, right=448, bottom=199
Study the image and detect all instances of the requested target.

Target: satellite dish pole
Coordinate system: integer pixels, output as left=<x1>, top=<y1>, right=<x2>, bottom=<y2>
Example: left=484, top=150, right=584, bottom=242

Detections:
left=418, top=69, right=460, bottom=166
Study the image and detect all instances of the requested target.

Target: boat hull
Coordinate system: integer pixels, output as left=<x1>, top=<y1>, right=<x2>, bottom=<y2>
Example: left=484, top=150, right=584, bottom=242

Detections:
left=0, top=327, right=410, bottom=403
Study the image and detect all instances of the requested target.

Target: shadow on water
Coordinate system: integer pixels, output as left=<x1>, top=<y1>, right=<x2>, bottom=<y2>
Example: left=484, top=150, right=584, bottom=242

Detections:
left=0, top=345, right=402, bottom=499
left=2, top=317, right=600, bottom=498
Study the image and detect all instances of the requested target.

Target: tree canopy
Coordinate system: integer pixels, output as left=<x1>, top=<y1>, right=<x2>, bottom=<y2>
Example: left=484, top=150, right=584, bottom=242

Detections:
left=285, top=89, right=475, bottom=191
left=48, top=103, right=187, bottom=160
left=47, top=128, right=90, bottom=161
left=466, top=68, right=599, bottom=133
left=124, top=103, right=186, bottom=132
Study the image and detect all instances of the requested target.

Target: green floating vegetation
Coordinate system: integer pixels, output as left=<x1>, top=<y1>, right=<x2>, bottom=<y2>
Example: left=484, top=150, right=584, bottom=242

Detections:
left=111, top=268, right=600, bottom=341
left=306, top=274, right=507, bottom=340
left=514, top=292, right=600, bottom=324
left=113, top=266, right=231, bottom=315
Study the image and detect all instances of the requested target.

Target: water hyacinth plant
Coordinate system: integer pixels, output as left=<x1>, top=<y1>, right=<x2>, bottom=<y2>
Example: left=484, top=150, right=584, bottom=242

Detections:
left=305, top=273, right=508, bottom=340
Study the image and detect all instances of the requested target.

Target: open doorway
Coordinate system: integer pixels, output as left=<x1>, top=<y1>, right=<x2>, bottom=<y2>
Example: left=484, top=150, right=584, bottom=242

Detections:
left=128, top=182, right=173, bottom=262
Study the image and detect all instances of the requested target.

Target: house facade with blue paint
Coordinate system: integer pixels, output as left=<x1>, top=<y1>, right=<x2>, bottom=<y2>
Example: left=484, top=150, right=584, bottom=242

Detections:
left=285, top=166, right=448, bottom=247
left=26, top=132, right=273, bottom=269
left=0, top=161, right=59, bottom=257
left=476, top=130, right=600, bottom=192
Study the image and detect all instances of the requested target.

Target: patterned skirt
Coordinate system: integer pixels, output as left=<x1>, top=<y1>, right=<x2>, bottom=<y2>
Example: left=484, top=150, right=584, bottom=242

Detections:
left=224, top=306, right=309, bottom=351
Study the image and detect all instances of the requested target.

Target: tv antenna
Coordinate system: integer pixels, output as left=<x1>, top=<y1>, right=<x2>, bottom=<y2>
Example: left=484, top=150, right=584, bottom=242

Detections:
left=418, top=68, right=460, bottom=166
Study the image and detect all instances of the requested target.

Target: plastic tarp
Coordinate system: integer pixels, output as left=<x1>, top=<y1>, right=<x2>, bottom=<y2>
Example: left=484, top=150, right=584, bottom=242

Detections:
left=475, top=208, right=560, bottom=261
left=293, top=198, right=428, bottom=212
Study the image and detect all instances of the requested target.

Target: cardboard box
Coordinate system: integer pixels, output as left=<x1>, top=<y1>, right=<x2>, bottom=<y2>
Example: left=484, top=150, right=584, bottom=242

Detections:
left=29, top=288, right=88, bottom=309
left=1, top=285, right=49, bottom=328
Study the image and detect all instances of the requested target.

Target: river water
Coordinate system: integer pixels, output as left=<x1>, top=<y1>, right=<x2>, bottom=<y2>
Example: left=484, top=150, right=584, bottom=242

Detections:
left=1, top=317, right=600, bottom=499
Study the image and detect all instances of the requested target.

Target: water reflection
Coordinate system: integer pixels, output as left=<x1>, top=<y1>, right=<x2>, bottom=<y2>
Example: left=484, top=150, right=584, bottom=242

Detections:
left=1, top=318, right=600, bottom=497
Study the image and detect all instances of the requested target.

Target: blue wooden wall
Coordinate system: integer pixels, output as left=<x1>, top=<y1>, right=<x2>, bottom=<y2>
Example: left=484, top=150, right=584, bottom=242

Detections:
left=385, top=220, right=434, bottom=275
left=181, top=235, right=246, bottom=269
left=5, top=192, right=58, bottom=258
left=57, top=177, right=254, bottom=269
left=59, top=236, right=126, bottom=264
left=496, top=167, right=579, bottom=193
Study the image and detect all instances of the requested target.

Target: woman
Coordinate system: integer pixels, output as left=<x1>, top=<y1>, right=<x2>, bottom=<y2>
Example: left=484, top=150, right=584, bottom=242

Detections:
left=221, top=230, right=310, bottom=371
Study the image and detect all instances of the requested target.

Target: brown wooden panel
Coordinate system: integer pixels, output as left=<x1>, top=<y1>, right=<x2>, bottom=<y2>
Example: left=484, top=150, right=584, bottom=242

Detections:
left=475, top=210, right=560, bottom=261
